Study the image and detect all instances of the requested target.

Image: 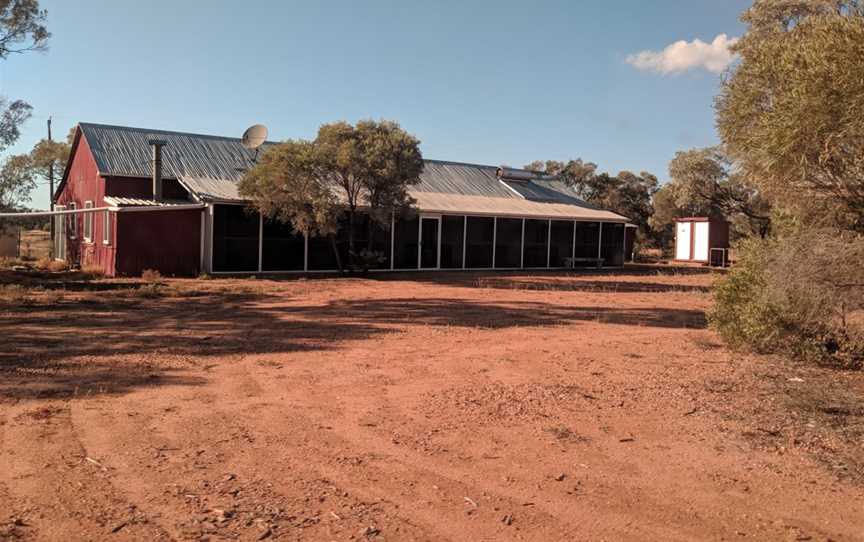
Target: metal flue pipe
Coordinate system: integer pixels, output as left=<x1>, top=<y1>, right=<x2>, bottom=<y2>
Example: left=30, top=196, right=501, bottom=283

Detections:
left=149, top=139, right=167, bottom=201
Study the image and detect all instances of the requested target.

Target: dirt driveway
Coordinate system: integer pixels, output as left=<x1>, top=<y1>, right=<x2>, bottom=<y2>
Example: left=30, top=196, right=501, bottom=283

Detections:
left=1, top=268, right=862, bottom=541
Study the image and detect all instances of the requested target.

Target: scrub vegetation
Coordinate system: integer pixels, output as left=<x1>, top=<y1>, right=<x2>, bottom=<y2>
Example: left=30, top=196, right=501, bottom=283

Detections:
left=711, top=231, right=864, bottom=368
left=625, top=0, right=864, bottom=367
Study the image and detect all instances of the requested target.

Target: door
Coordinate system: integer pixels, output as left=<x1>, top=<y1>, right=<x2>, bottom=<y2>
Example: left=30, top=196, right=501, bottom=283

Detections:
left=419, top=216, right=440, bottom=269
left=675, top=221, right=691, bottom=260
left=693, top=222, right=709, bottom=261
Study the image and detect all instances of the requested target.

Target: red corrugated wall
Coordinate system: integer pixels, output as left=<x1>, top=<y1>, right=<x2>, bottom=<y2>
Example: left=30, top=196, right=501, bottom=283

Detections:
left=105, top=176, right=189, bottom=200
left=709, top=220, right=730, bottom=250
left=55, top=131, right=117, bottom=275
left=115, top=209, right=202, bottom=276
left=57, top=128, right=201, bottom=276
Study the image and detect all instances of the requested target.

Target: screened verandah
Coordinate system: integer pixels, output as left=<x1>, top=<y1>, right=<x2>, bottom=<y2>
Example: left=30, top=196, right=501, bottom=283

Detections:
left=208, top=203, right=626, bottom=273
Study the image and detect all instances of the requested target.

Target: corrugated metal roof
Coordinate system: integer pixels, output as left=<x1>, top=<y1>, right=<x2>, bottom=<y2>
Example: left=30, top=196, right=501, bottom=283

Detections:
left=178, top=175, right=242, bottom=202
left=502, top=178, right=598, bottom=206
left=104, top=196, right=194, bottom=207
left=413, top=160, right=516, bottom=198
left=80, top=123, right=628, bottom=221
left=81, top=122, right=269, bottom=182
left=412, top=192, right=626, bottom=222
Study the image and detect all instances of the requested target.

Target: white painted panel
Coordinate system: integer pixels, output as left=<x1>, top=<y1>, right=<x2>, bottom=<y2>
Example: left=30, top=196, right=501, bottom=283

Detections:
left=675, top=222, right=691, bottom=260
left=693, top=222, right=709, bottom=261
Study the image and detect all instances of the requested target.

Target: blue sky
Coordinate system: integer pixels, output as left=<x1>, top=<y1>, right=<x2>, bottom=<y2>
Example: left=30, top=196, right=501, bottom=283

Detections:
left=1, top=0, right=751, bottom=209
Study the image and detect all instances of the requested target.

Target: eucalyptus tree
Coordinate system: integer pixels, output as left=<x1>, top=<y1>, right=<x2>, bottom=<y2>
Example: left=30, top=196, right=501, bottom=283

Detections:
left=239, top=120, right=423, bottom=271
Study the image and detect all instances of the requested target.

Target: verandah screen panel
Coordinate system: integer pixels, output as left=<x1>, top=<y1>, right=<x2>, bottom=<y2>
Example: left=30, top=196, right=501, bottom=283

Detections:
left=549, top=220, right=574, bottom=267
left=573, top=221, right=600, bottom=265
left=393, top=216, right=420, bottom=269
left=262, top=218, right=304, bottom=271
left=600, top=222, right=625, bottom=266
left=334, top=213, right=391, bottom=269
left=440, top=215, right=464, bottom=269
left=494, top=218, right=522, bottom=268
left=523, top=219, right=549, bottom=268
left=465, top=216, right=494, bottom=268
left=213, top=204, right=259, bottom=272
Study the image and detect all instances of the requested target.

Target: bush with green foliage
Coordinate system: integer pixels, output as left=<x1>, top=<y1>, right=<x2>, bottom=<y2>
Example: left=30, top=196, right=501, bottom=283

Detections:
left=711, top=230, right=864, bottom=368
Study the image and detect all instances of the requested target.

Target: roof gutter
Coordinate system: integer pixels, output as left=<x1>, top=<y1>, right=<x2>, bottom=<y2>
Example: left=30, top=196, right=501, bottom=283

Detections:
left=113, top=203, right=206, bottom=213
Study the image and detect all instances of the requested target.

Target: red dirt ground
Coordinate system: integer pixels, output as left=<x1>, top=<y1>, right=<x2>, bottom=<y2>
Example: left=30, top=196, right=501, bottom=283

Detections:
left=1, top=267, right=863, bottom=541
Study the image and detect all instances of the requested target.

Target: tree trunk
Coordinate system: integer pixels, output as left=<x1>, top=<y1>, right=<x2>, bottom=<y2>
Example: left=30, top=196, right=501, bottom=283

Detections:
left=330, top=234, right=343, bottom=273
left=347, top=207, right=356, bottom=269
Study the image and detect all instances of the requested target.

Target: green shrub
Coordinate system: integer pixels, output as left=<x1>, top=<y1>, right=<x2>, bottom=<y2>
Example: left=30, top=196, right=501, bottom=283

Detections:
left=711, top=238, right=783, bottom=352
left=710, top=230, right=864, bottom=368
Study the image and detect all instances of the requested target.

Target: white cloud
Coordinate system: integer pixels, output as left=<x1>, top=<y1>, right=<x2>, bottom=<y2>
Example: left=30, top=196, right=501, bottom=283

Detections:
left=625, top=34, right=739, bottom=75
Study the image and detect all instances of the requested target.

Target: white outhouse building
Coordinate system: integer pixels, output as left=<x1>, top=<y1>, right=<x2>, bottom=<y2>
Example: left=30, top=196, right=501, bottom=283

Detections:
left=674, top=217, right=730, bottom=266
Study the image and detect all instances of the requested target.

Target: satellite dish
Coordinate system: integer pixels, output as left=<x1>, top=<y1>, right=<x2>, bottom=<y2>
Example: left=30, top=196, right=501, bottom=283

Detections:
left=241, top=124, right=268, bottom=150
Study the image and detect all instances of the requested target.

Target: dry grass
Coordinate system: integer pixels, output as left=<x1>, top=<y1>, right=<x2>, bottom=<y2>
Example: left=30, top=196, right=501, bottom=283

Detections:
left=141, top=269, right=162, bottom=281
left=133, top=283, right=166, bottom=299
left=0, top=284, right=28, bottom=305
left=32, top=257, right=69, bottom=272
left=47, top=260, right=69, bottom=272
left=0, top=284, right=63, bottom=307
left=635, top=247, right=665, bottom=263
left=0, top=256, right=22, bottom=269
left=80, top=264, right=104, bottom=277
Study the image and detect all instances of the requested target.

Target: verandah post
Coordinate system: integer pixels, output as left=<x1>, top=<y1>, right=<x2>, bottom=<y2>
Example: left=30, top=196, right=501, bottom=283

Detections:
left=597, top=222, right=603, bottom=268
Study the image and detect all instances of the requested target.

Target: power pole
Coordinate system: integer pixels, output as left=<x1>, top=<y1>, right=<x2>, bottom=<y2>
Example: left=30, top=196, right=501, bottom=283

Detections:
left=48, top=117, right=54, bottom=258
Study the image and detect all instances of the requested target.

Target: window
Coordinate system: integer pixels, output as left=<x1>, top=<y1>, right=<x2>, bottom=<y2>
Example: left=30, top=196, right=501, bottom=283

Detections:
left=68, top=202, right=77, bottom=238
left=83, top=201, right=93, bottom=241
left=102, top=211, right=111, bottom=245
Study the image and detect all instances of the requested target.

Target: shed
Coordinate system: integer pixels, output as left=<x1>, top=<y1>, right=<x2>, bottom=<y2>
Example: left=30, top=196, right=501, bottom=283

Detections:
left=53, top=122, right=632, bottom=276
left=674, top=217, right=729, bottom=265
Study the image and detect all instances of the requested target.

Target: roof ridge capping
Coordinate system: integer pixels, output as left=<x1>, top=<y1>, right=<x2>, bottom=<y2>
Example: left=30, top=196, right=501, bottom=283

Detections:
left=77, top=125, right=552, bottom=177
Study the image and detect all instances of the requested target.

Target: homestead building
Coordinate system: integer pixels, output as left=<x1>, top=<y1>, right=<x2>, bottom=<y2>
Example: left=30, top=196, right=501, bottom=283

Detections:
left=54, top=123, right=630, bottom=276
